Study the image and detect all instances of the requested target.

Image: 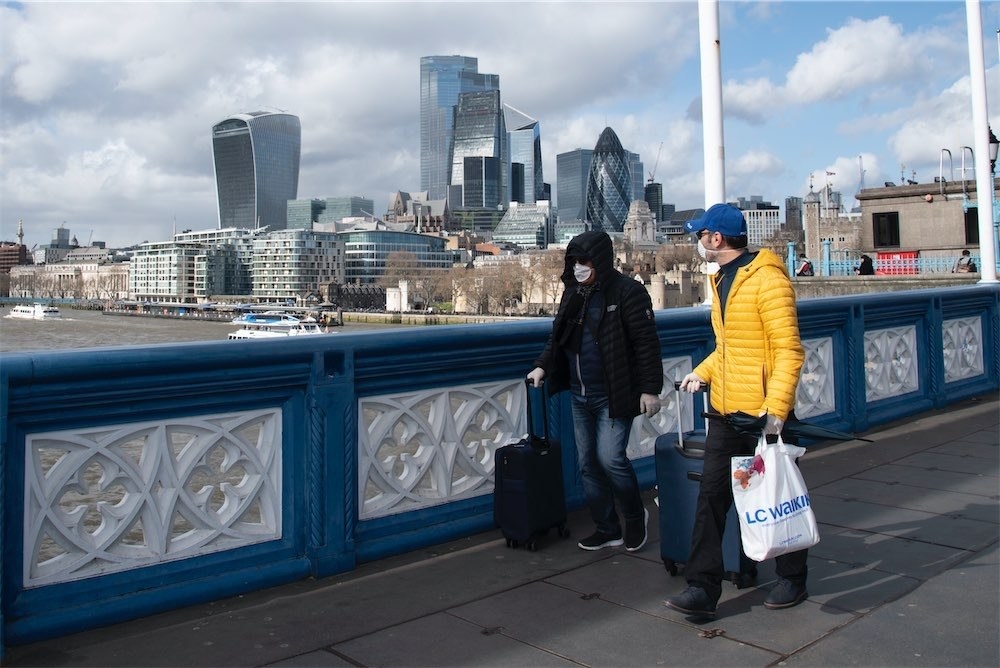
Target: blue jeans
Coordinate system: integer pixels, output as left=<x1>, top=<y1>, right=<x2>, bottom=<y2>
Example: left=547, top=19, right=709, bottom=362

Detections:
left=570, top=393, right=644, bottom=535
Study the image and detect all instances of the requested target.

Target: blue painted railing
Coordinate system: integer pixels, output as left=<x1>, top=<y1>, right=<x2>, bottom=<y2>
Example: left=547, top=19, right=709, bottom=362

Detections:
left=1, top=286, right=998, bottom=653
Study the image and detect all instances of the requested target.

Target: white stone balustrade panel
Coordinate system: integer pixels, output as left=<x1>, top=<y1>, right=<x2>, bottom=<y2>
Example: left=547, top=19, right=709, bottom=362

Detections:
left=864, top=326, right=919, bottom=401
left=627, top=356, right=690, bottom=460
left=359, top=380, right=524, bottom=520
left=942, top=316, right=984, bottom=383
left=23, top=409, right=283, bottom=588
left=795, top=336, right=836, bottom=419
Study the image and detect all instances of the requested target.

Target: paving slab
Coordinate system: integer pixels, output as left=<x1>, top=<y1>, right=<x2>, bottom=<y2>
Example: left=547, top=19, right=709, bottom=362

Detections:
left=784, top=544, right=999, bottom=667
left=815, top=496, right=995, bottom=550
left=811, top=476, right=998, bottom=522
left=852, top=462, right=999, bottom=498
left=450, top=580, right=781, bottom=667
left=331, top=611, right=578, bottom=667
left=892, top=450, right=1000, bottom=476
left=809, top=524, right=973, bottom=579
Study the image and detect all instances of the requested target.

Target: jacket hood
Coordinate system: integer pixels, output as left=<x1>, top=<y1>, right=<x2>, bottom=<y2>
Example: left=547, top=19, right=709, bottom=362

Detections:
left=748, top=248, right=789, bottom=275
left=562, top=230, right=614, bottom=285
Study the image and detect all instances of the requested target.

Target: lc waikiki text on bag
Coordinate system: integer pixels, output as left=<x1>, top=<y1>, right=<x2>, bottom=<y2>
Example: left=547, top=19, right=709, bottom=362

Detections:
left=730, top=435, right=820, bottom=561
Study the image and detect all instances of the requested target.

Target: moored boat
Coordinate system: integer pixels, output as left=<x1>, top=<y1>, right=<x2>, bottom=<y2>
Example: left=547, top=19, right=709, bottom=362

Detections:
left=228, top=311, right=327, bottom=339
left=6, top=303, right=62, bottom=320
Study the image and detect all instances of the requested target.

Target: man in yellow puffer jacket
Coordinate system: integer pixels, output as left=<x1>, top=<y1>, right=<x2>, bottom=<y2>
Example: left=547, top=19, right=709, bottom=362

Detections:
left=664, top=203, right=807, bottom=620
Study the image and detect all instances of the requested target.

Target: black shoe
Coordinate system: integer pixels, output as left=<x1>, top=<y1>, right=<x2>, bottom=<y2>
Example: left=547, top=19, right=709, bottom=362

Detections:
left=577, top=530, right=623, bottom=551
left=664, top=585, right=717, bottom=619
left=625, top=508, right=649, bottom=552
left=764, top=578, right=808, bottom=609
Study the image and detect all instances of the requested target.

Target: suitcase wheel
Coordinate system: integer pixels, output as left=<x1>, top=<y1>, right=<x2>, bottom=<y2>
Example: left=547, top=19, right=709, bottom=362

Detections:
left=662, top=558, right=679, bottom=576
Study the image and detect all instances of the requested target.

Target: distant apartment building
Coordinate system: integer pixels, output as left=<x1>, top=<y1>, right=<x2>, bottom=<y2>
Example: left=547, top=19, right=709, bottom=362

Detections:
left=129, top=242, right=207, bottom=302
left=173, top=227, right=261, bottom=296
left=212, top=111, right=301, bottom=231
left=252, top=229, right=345, bottom=302
left=337, top=229, right=453, bottom=285
left=0, top=243, right=29, bottom=274
left=420, top=55, right=500, bottom=201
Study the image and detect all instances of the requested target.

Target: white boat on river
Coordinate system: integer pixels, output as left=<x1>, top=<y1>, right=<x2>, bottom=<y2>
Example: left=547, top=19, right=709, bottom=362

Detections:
left=6, top=303, right=62, bottom=320
left=228, top=311, right=327, bottom=340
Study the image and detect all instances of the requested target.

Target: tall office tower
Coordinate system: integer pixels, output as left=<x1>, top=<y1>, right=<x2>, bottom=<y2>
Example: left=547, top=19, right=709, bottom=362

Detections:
left=585, top=127, right=633, bottom=234
left=504, top=104, right=543, bottom=204
left=420, top=55, right=499, bottom=201
left=626, top=151, right=645, bottom=202
left=556, top=149, right=593, bottom=223
left=450, top=90, right=506, bottom=208
left=644, top=182, right=664, bottom=222
left=212, top=111, right=301, bottom=231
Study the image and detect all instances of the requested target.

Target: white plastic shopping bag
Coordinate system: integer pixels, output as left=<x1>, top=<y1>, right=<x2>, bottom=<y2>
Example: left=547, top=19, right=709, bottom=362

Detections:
left=731, top=435, right=819, bottom=561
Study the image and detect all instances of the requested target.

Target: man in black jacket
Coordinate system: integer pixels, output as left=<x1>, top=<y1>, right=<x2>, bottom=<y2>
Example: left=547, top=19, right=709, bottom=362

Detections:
left=527, top=230, right=663, bottom=552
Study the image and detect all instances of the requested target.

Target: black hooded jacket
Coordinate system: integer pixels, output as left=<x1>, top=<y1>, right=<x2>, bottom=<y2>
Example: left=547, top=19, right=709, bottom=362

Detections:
left=533, top=230, right=663, bottom=419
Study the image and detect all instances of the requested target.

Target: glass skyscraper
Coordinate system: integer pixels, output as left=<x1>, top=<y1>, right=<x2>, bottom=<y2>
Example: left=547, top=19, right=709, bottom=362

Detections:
left=212, top=111, right=301, bottom=231
left=504, top=104, right=543, bottom=204
left=556, top=149, right=593, bottom=223
left=419, top=56, right=499, bottom=201
left=585, top=127, right=633, bottom=234
left=450, top=90, right=506, bottom=208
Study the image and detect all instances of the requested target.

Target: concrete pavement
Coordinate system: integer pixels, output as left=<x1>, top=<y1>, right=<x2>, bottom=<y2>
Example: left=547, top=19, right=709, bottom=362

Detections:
left=6, top=393, right=998, bottom=668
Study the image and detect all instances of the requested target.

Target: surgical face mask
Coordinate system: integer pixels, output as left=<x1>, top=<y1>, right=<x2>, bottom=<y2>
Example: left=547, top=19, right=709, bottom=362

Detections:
left=697, top=241, right=709, bottom=260
left=573, top=262, right=594, bottom=283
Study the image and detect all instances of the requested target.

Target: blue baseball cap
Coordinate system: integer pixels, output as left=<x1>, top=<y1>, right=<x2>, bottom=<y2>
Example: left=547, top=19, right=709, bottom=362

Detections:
left=683, top=203, right=747, bottom=237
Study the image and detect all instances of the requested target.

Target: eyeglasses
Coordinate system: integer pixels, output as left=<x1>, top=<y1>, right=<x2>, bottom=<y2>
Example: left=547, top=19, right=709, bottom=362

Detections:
left=697, top=230, right=712, bottom=239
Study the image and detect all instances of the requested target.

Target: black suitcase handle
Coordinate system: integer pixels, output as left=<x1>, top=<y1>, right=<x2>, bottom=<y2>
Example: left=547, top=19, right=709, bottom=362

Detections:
left=524, top=378, right=550, bottom=450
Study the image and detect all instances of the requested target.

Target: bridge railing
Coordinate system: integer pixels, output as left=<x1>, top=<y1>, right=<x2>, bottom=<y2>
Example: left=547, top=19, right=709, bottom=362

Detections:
left=1, top=286, right=997, bottom=652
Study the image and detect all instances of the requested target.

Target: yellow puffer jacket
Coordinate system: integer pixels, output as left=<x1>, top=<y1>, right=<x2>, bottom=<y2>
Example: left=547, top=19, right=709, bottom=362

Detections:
left=694, top=249, right=804, bottom=420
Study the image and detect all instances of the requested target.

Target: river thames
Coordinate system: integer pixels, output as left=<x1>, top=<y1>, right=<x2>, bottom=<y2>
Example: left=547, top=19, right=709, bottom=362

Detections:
left=0, top=307, right=406, bottom=353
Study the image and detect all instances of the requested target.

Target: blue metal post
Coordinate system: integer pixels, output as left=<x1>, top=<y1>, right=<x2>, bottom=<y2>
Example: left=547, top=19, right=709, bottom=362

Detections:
left=821, top=239, right=832, bottom=276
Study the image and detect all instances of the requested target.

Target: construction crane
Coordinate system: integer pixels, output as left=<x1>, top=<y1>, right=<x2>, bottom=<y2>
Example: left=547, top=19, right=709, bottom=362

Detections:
left=647, top=141, right=664, bottom=184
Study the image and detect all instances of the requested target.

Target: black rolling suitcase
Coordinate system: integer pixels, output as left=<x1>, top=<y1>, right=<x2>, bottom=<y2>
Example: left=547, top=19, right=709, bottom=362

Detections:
left=656, top=382, right=757, bottom=587
left=494, top=379, right=568, bottom=551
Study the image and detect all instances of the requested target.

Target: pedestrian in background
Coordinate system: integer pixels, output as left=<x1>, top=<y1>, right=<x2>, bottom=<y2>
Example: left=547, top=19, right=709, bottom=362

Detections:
left=856, top=254, right=875, bottom=275
left=664, top=203, right=808, bottom=620
left=953, top=249, right=976, bottom=273
left=795, top=254, right=814, bottom=276
left=527, top=230, right=663, bottom=553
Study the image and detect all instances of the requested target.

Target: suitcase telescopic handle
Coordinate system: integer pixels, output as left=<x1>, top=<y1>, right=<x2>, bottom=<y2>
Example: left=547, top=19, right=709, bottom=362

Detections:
left=524, top=378, right=550, bottom=444
left=672, top=380, right=708, bottom=449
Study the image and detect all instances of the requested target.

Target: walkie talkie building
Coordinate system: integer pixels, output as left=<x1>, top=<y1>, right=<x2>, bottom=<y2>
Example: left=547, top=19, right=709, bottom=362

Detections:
left=212, top=111, right=301, bottom=231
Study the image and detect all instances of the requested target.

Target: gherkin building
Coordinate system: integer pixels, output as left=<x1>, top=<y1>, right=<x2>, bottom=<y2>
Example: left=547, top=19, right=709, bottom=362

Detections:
left=585, top=127, right=633, bottom=233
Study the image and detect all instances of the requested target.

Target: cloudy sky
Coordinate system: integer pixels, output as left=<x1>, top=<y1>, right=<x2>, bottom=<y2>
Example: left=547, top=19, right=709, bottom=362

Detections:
left=2, top=1, right=999, bottom=249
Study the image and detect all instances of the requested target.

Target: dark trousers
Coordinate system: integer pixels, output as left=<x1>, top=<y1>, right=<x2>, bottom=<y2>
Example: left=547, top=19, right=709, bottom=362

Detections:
left=684, top=416, right=809, bottom=602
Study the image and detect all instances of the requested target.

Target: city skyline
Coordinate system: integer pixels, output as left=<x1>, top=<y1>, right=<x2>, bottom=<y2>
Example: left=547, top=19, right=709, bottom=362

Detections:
left=2, top=2, right=999, bottom=248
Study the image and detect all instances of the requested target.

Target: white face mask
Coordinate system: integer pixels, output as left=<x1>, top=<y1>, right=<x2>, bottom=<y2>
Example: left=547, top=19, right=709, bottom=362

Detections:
left=697, top=241, right=709, bottom=260
left=573, top=262, right=594, bottom=283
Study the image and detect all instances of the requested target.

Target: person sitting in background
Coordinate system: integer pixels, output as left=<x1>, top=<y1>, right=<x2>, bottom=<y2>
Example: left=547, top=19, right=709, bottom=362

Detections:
left=953, top=250, right=976, bottom=273
left=795, top=254, right=814, bottom=277
left=856, top=254, right=875, bottom=275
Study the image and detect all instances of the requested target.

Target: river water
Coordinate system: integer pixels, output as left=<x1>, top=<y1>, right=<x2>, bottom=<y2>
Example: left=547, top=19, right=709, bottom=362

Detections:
left=0, top=308, right=402, bottom=353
